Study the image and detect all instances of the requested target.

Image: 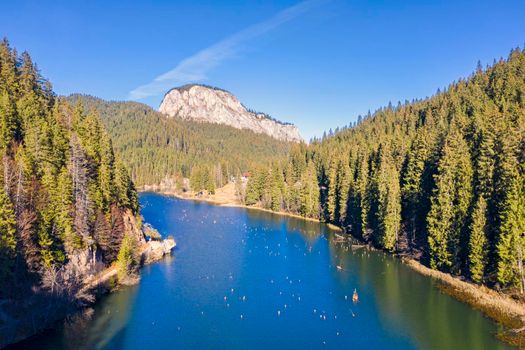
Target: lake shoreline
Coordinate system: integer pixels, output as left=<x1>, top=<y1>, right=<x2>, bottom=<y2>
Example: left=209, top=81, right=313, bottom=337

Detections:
left=144, top=188, right=525, bottom=348
left=402, top=258, right=525, bottom=347
left=144, top=188, right=341, bottom=230
left=1, top=236, right=175, bottom=350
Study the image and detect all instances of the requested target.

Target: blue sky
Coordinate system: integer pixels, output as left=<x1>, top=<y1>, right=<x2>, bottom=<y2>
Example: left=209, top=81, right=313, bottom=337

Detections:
left=1, top=0, right=525, bottom=140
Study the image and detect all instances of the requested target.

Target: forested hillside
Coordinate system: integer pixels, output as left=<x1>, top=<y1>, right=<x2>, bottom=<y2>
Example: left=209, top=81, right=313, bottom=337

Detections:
left=0, top=39, right=139, bottom=303
left=245, top=48, right=525, bottom=293
left=66, top=95, right=292, bottom=188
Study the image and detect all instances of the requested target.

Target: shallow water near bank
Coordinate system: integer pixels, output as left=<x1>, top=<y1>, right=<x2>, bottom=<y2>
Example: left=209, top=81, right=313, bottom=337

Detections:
left=13, top=193, right=513, bottom=349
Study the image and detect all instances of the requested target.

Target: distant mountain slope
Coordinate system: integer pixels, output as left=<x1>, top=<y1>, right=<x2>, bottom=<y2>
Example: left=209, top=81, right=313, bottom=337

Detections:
left=66, top=94, right=293, bottom=188
left=159, top=84, right=303, bottom=142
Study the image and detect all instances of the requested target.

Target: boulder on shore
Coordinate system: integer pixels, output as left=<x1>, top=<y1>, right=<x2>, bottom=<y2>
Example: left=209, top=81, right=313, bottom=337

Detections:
left=141, top=238, right=176, bottom=265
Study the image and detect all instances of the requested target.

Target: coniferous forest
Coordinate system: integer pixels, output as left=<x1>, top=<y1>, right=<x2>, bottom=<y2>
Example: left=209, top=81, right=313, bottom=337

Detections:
left=0, top=39, right=139, bottom=300
left=3, top=36, right=523, bottom=346
left=66, top=94, right=292, bottom=188
left=63, top=48, right=525, bottom=295
left=243, top=49, right=525, bottom=294
left=3, top=0, right=525, bottom=346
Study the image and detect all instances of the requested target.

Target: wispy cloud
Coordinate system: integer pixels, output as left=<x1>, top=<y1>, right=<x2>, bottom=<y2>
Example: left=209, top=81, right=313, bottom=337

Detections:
left=128, top=0, right=324, bottom=100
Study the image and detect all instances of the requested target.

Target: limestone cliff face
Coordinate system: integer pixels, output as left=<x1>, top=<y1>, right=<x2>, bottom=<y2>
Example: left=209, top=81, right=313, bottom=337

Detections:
left=158, top=85, right=303, bottom=142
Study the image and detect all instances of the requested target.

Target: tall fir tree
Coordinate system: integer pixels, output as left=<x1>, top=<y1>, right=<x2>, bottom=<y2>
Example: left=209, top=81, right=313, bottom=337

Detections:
left=376, top=153, right=401, bottom=251
left=427, top=126, right=473, bottom=271
left=468, top=195, right=489, bottom=283
left=0, top=187, right=17, bottom=291
left=496, top=167, right=525, bottom=292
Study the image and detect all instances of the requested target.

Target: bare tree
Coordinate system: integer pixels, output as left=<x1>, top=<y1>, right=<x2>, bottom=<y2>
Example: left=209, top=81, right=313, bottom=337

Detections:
left=69, top=135, right=92, bottom=241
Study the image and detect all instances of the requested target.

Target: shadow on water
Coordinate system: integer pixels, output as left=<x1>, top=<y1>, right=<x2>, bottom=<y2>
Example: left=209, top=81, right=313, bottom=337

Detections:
left=11, top=284, right=140, bottom=350
left=326, top=233, right=510, bottom=350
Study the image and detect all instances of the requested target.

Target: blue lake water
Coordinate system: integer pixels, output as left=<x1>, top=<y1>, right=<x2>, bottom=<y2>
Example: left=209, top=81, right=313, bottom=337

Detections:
left=14, top=192, right=512, bottom=349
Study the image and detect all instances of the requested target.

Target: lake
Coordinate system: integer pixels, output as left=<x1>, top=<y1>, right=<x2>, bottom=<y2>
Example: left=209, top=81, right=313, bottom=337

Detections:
left=13, top=192, right=512, bottom=349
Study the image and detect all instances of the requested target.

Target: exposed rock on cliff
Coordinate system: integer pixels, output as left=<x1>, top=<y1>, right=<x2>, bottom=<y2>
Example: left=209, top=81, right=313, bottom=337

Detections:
left=159, top=85, right=303, bottom=142
left=141, top=238, right=176, bottom=265
left=0, top=211, right=175, bottom=349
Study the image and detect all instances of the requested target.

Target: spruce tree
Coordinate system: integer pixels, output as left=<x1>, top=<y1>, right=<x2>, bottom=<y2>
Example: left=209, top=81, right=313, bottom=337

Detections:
left=117, top=233, right=138, bottom=281
left=468, top=195, right=488, bottom=283
left=427, top=127, right=473, bottom=271
left=326, top=157, right=339, bottom=222
left=299, top=162, right=320, bottom=218
left=0, top=187, right=16, bottom=288
left=357, top=153, right=370, bottom=239
left=270, top=167, right=285, bottom=212
left=496, top=168, right=525, bottom=292
left=0, top=90, right=17, bottom=150
left=401, top=131, right=432, bottom=245
left=376, top=156, right=401, bottom=251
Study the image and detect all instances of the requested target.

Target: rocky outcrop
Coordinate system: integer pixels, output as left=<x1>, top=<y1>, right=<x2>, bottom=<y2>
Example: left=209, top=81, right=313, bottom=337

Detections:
left=0, top=211, right=174, bottom=349
left=141, top=238, right=176, bottom=265
left=159, top=84, right=303, bottom=142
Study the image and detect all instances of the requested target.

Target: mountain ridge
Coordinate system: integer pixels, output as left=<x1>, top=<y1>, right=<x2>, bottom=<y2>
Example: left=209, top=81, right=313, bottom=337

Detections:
left=65, top=94, right=292, bottom=188
left=159, top=84, right=303, bottom=142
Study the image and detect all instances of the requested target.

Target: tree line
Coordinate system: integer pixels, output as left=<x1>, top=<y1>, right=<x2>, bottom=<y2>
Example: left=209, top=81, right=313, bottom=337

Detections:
left=245, top=49, right=525, bottom=294
left=0, top=39, right=139, bottom=299
left=66, top=94, right=292, bottom=189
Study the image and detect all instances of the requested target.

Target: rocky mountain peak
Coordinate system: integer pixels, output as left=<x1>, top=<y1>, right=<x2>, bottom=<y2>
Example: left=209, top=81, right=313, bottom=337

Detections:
left=158, top=84, right=303, bottom=142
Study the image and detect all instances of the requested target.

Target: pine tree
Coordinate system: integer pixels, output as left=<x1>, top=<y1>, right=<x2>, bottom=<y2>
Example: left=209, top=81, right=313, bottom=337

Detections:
left=496, top=168, right=525, bottom=292
left=299, top=162, right=320, bottom=218
left=338, top=159, right=351, bottom=226
left=0, top=39, right=19, bottom=96
left=326, top=157, right=340, bottom=222
left=376, top=155, right=401, bottom=251
left=245, top=167, right=267, bottom=205
left=427, top=127, right=473, bottom=271
left=204, top=167, right=215, bottom=194
left=19, top=51, right=39, bottom=95
left=468, top=195, right=488, bottom=283
left=357, top=152, right=370, bottom=239
left=0, top=90, right=17, bottom=150
left=117, top=233, right=138, bottom=281
left=270, top=167, right=285, bottom=212
left=99, top=132, right=115, bottom=212
left=0, top=187, right=16, bottom=289
left=114, top=161, right=139, bottom=213
left=234, top=173, right=246, bottom=204
left=56, top=166, right=77, bottom=253
left=401, top=131, right=432, bottom=246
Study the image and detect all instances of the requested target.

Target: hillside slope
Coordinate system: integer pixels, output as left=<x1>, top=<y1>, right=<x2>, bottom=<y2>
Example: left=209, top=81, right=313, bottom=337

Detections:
left=0, top=40, right=144, bottom=346
left=66, top=94, right=294, bottom=188
left=245, top=48, right=525, bottom=296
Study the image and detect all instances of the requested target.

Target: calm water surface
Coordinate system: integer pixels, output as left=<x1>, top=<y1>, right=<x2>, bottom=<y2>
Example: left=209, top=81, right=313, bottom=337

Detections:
left=15, top=193, right=512, bottom=349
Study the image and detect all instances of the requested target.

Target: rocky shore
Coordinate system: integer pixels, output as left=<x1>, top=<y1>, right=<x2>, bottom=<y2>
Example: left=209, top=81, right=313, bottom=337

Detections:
left=0, top=222, right=175, bottom=349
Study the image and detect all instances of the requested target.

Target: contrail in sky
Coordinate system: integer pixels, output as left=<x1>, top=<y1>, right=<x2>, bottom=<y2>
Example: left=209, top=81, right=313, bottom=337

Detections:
left=128, top=0, right=325, bottom=100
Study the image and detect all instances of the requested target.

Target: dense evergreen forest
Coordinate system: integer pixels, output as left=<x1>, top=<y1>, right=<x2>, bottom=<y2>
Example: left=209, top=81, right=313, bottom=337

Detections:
left=66, top=94, right=292, bottom=188
left=0, top=39, right=139, bottom=300
left=244, top=49, right=525, bottom=294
